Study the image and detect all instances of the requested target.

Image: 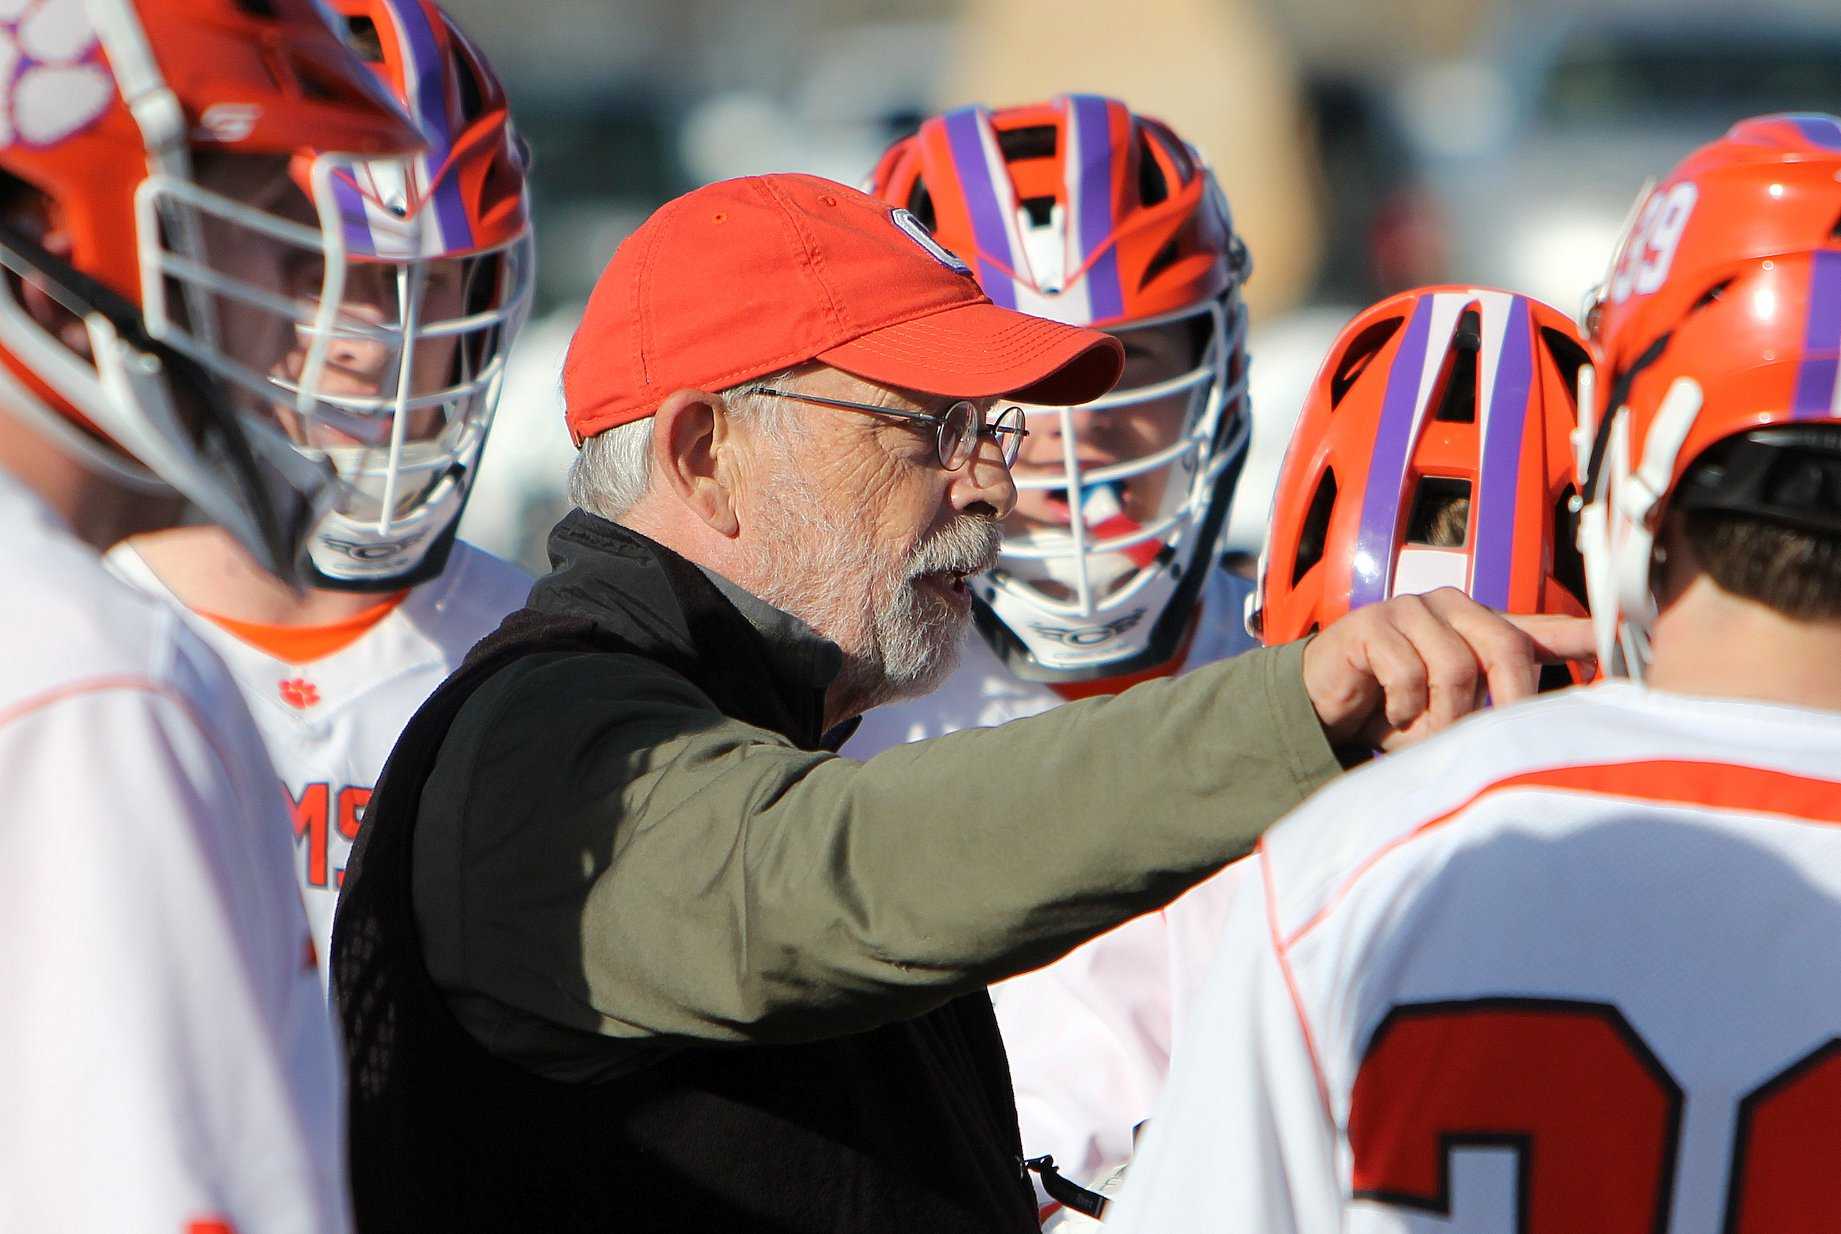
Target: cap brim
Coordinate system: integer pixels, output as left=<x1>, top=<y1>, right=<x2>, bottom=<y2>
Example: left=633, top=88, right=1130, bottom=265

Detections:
left=816, top=301, right=1124, bottom=406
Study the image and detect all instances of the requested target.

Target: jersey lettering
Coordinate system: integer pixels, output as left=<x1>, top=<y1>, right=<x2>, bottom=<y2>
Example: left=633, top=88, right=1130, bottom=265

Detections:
left=335, top=785, right=371, bottom=887
left=286, top=781, right=372, bottom=889
left=286, top=782, right=332, bottom=889
left=1723, top=1039, right=1841, bottom=1233
left=1351, top=998, right=1840, bottom=1231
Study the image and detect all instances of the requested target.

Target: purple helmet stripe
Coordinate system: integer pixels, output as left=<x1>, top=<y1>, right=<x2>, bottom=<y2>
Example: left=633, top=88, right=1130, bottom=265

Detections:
left=1469, top=296, right=1534, bottom=609
left=941, top=108, right=1018, bottom=310
left=1788, top=113, right=1841, bottom=150
left=333, top=174, right=377, bottom=256
left=1069, top=94, right=1124, bottom=322
left=382, top=0, right=474, bottom=251
left=1792, top=249, right=1841, bottom=418
left=1350, top=295, right=1436, bottom=610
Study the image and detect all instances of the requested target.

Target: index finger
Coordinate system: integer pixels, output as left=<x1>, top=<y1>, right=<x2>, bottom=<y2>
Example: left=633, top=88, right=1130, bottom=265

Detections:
left=1501, top=614, right=1596, bottom=664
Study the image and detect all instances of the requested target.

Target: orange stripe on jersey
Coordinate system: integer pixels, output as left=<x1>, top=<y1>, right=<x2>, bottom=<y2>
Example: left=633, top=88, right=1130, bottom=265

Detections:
left=1263, top=844, right=1335, bottom=1119
left=0, top=675, right=245, bottom=809
left=1280, top=759, right=1841, bottom=950
left=199, top=591, right=408, bottom=664
left=0, top=675, right=166, bottom=732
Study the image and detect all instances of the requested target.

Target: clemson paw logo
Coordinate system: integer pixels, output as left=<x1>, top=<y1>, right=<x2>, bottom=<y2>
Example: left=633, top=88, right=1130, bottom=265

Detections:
left=278, top=678, right=321, bottom=709
left=0, top=0, right=115, bottom=150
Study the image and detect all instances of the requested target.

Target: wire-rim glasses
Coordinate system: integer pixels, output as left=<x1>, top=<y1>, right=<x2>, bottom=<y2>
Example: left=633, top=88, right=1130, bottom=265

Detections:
left=749, top=387, right=1028, bottom=469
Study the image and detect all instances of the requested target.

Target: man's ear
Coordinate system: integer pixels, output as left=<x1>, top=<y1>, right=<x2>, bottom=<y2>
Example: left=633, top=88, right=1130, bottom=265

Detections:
left=651, top=387, right=740, bottom=537
left=1651, top=510, right=1702, bottom=612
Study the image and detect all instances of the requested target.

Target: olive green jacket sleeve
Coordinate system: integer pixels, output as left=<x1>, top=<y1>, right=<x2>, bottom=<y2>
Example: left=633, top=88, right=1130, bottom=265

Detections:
left=416, top=640, right=1339, bottom=1062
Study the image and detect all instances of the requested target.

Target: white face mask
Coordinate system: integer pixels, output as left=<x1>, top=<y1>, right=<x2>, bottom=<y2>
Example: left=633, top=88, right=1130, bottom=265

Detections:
left=975, top=296, right=1250, bottom=679
left=141, top=151, right=533, bottom=588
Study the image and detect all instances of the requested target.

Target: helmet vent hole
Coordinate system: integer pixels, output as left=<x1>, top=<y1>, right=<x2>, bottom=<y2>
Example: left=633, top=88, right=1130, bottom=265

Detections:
left=1691, top=278, right=1734, bottom=313
left=285, top=52, right=368, bottom=106
left=1292, top=467, right=1338, bottom=585
left=1020, top=196, right=1056, bottom=228
left=1329, top=316, right=1403, bottom=409
left=451, top=47, right=486, bottom=124
left=1552, top=484, right=1589, bottom=610
left=1432, top=309, right=1481, bottom=423
left=906, top=181, right=936, bottom=233
left=1405, top=477, right=1471, bottom=547
left=1142, top=237, right=1182, bottom=287
left=997, top=126, right=1058, bottom=162
left=1540, top=326, right=1591, bottom=409
left=1136, top=129, right=1169, bottom=207
left=342, top=14, right=384, bottom=62
left=232, top=0, right=277, bottom=17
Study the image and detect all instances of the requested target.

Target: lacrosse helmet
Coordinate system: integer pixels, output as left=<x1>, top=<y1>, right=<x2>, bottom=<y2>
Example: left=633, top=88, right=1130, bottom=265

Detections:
left=1251, top=287, right=1590, bottom=673
left=869, top=95, right=1252, bottom=682
left=1581, top=113, right=1841, bottom=676
left=294, top=0, right=533, bottom=589
left=0, top=0, right=422, bottom=581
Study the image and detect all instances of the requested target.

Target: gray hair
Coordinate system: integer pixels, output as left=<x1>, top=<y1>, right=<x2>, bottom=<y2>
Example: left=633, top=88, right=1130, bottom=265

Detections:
left=567, top=368, right=802, bottom=520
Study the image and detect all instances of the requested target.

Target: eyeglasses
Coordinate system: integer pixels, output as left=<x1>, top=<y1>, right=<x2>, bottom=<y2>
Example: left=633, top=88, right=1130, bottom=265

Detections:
left=749, top=387, right=1028, bottom=470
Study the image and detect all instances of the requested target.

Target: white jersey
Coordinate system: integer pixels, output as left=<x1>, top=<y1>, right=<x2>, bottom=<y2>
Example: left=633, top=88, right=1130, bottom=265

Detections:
left=109, top=539, right=530, bottom=986
left=0, top=473, right=346, bottom=1232
left=1109, top=682, right=1841, bottom=1234
left=846, top=566, right=1257, bottom=1206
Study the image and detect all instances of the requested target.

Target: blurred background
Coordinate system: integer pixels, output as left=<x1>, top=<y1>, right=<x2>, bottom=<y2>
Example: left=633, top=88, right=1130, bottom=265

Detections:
left=451, top=0, right=1841, bottom=571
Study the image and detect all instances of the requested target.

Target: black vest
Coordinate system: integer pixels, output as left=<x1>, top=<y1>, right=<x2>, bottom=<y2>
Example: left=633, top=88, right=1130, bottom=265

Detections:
left=332, top=514, right=1039, bottom=1233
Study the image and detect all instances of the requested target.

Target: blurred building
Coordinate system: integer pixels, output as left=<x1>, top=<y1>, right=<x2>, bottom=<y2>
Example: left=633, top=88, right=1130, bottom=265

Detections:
left=452, top=0, right=1841, bottom=569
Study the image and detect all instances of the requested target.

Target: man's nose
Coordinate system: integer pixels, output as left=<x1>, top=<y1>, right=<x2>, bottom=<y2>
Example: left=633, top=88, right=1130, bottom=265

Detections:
left=949, top=433, right=1017, bottom=520
left=322, top=326, right=397, bottom=392
left=330, top=324, right=390, bottom=367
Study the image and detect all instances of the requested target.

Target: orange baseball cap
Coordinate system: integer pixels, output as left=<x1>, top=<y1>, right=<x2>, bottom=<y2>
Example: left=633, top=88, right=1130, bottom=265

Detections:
left=562, top=173, right=1125, bottom=444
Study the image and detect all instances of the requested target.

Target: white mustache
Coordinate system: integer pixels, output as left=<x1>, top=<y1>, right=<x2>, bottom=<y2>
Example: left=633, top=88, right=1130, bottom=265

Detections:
left=906, top=517, right=1002, bottom=580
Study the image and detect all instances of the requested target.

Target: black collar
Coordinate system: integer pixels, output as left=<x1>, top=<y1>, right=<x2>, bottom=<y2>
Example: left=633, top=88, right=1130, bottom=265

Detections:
left=527, top=511, right=850, bottom=749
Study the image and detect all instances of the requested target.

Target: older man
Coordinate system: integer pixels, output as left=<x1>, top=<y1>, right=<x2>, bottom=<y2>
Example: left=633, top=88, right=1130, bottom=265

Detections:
left=334, top=174, right=1587, bottom=1234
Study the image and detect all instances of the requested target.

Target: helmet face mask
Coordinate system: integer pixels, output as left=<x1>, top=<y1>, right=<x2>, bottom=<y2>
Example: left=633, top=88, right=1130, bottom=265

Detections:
left=268, top=0, right=535, bottom=590
left=131, top=144, right=531, bottom=587
left=983, top=293, right=1249, bottom=676
left=0, top=0, right=428, bottom=580
left=869, top=94, right=1251, bottom=681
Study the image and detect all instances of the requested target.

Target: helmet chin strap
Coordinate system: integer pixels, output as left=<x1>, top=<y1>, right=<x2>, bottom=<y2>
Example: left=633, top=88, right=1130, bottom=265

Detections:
left=1582, top=375, right=1703, bottom=681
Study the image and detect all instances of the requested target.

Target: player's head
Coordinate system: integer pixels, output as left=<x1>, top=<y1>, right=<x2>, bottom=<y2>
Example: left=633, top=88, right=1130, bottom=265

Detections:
left=278, top=0, right=532, bottom=590
left=1251, top=286, right=1590, bottom=686
left=1581, top=114, right=1841, bottom=677
left=867, top=96, right=1252, bottom=683
left=0, top=0, right=423, bottom=578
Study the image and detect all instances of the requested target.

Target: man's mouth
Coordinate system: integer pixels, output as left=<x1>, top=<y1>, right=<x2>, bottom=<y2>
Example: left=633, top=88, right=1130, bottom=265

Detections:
left=917, top=568, right=974, bottom=600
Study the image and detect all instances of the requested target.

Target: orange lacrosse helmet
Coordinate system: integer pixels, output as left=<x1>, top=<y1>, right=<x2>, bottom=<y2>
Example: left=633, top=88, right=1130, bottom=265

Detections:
left=292, top=0, right=534, bottom=589
left=1581, top=114, right=1841, bottom=676
left=1252, top=287, right=1589, bottom=667
left=867, top=96, right=1253, bottom=683
left=0, top=0, right=421, bottom=581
